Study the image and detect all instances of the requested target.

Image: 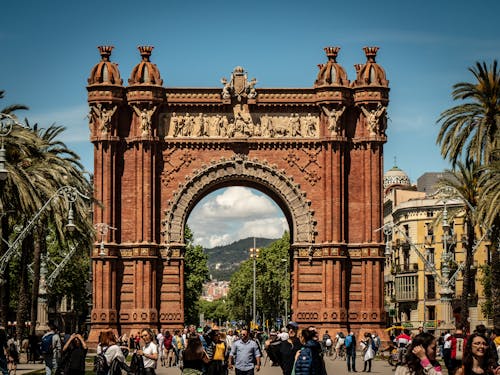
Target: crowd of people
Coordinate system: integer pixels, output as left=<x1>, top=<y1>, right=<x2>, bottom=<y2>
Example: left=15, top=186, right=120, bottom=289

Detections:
left=2, top=321, right=500, bottom=374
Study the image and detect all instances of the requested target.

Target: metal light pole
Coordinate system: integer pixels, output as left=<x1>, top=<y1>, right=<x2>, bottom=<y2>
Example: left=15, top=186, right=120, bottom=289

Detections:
left=281, top=258, right=289, bottom=326
left=95, top=223, right=117, bottom=256
left=0, top=113, right=20, bottom=180
left=0, top=185, right=89, bottom=282
left=249, top=238, right=259, bottom=328
left=440, top=200, right=454, bottom=329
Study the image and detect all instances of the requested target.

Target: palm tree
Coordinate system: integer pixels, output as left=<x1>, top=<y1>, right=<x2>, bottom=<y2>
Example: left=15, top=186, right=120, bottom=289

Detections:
left=0, top=91, right=31, bottom=327
left=437, top=61, right=500, bottom=329
left=438, top=161, right=481, bottom=330
left=22, top=121, right=93, bottom=336
left=437, top=61, right=499, bottom=166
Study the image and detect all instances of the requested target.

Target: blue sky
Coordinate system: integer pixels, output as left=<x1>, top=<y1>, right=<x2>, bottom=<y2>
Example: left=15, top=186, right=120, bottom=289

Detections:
left=2, top=0, right=498, bottom=247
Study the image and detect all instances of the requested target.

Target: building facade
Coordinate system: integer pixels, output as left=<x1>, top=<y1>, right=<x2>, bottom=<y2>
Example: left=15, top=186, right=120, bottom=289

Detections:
left=88, top=45, right=390, bottom=342
left=383, top=168, right=491, bottom=332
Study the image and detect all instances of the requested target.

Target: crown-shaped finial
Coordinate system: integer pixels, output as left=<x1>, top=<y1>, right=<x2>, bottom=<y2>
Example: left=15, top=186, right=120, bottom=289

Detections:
left=138, top=46, right=154, bottom=61
left=363, top=46, right=379, bottom=62
left=324, top=47, right=340, bottom=62
left=98, top=46, right=114, bottom=61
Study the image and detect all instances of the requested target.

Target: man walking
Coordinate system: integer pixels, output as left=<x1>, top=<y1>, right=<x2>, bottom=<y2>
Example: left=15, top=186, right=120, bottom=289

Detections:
left=228, top=329, right=261, bottom=375
left=41, top=322, right=62, bottom=375
left=345, top=331, right=357, bottom=372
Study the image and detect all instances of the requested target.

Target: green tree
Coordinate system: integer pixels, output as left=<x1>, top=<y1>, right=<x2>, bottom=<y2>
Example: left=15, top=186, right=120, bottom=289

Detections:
left=198, top=299, right=229, bottom=325
left=227, top=232, right=290, bottom=328
left=184, top=226, right=209, bottom=325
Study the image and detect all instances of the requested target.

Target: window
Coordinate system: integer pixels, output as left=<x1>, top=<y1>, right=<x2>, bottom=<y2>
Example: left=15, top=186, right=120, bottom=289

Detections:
left=426, top=275, right=436, bottom=299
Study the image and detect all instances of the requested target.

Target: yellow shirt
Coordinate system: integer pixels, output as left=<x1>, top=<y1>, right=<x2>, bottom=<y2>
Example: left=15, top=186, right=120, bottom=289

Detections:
left=213, top=342, right=226, bottom=361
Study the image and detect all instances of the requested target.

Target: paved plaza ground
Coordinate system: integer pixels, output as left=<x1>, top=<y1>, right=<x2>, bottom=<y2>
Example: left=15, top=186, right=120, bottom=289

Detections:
left=13, top=352, right=443, bottom=375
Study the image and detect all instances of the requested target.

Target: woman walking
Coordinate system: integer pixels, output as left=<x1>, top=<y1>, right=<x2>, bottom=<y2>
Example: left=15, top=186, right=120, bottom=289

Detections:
left=137, top=329, right=158, bottom=375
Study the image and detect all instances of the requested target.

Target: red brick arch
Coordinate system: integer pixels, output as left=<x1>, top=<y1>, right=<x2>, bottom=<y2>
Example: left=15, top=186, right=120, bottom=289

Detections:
left=162, top=154, right=316, bottom=246
left=87, top=46, right=389, bottom=342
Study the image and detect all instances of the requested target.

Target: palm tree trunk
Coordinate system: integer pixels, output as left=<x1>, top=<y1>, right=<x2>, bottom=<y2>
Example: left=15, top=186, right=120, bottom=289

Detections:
left=30, top=225, right=45, bottom=335
left=491, top=217, right=500, bottom=330
left=16, top=234, right=32, bottom=341
left=459, top=217, right=475, bottom=331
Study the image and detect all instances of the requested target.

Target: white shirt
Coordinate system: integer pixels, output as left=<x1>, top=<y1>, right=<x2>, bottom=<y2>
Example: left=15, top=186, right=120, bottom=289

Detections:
left=143, top=341, right=158, bottom=369
left=444, top=333, right=452, bottom=349
left=97, top=344, right=125, bottom=366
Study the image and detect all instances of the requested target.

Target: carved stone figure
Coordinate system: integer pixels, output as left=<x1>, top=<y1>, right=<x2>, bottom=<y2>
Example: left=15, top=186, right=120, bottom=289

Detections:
left=303, top=113, right=317, bottom=137
left=289, top=113, right=301, bottom=137
left=322, top=106, right=345, bottom=136
left=182, top=113, right=194, bottom=137
left=361, top=104, right=386, bottom=136
left=192, top=113, right=206, bottom=137
left=133, top=105, right=157, bottom=136
left=260, top=114, right=272, bottom=138
left=247, top=78, right=258, bottom=99
left=91, top=104, right=117, bottom=134
left=221, top=77, right=231, bottom=99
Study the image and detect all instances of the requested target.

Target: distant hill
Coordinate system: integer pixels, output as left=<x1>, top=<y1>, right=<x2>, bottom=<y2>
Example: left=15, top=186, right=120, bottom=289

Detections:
left=205, top=237, right=278, bottom=281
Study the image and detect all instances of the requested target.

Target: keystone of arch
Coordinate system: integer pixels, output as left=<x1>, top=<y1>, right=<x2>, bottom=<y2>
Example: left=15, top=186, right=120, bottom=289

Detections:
left=162, top=154, right=316, bottom=246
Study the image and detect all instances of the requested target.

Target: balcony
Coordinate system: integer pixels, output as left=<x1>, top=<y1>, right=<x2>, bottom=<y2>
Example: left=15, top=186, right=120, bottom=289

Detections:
left=394, top=274, right=418, bottom=302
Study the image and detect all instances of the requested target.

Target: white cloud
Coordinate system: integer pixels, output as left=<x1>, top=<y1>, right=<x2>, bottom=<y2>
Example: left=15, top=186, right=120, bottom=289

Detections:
left=197, top=187, right=279, bottom=219
left=188, top=187, right=288, bottom=248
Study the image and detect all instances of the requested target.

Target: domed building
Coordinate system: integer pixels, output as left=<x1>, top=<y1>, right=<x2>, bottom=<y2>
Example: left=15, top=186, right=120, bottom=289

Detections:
left=383, top=164, right=412, bottom=194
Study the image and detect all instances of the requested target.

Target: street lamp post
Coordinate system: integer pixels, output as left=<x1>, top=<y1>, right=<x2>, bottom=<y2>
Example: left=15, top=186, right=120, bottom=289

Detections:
left=439, top=200, right=455, bottom=329
left=0, top=185, right=89, bottom=283
left=249, top=238, right=259, bottom=329
left=0, top=113, right=20, bottom=180
left=94, top=223, right=117, bottom=256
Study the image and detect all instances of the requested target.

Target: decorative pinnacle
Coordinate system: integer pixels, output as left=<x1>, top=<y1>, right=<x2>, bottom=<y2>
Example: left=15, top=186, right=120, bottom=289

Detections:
left=98, top=46, right=114, bottom=61
left=363, top=46, right=379, bottom=62
left=138, top=45, right=154, bottom=61
left=324, top=47, right=340, bottom=62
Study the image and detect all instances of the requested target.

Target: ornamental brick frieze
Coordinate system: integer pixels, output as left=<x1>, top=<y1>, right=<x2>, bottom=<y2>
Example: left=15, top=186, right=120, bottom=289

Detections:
left=283, top=147, right=322, bottom=185
left=92, top=309, right=118, bottom=323
left=320, top=308, right=348, bottom=321
left=162, top=154, right=316, bottom=245
left=346, top=245, right=384, bottom=258
left=119, top=309, right=158, bottom=322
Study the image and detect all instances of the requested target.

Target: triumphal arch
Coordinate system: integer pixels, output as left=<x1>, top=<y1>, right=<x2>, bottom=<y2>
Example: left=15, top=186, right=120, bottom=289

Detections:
left=87, top=45, right=389, bottom=340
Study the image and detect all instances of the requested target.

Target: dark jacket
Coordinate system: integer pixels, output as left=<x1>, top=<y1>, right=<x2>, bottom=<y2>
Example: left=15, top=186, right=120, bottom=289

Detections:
left=276, top=338, right=302, bottom=375
left=294, top=340, right=326, bottom=375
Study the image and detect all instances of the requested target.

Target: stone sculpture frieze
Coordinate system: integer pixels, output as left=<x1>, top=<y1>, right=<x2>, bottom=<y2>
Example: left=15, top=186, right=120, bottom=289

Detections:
left=162, top=110, right=319, bottom=139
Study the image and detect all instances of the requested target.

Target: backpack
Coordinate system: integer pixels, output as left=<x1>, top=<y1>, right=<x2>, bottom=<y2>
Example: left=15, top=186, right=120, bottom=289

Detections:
left=294, top=347, right=313, bottom=375
left=371, top=339, right=377, bottom=352
left=93, top=348, right=109, bottom=375
left=453, top=337, right=465, bottom=361
left=40, top=333, right=54, bottom=355
left=345, top=335, right=353, bottom=348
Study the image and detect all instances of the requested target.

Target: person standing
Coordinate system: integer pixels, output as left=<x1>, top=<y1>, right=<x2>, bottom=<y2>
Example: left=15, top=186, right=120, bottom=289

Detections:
left=361, top=332, right=374, bottom=372
left=61, top=333, right=87, bottom=375
left=181, top=333, right=210, bottom=375
left=138, top=329, right=158, bottom=375
left=0, top=328, right=8, bottom=375
left=41, top=322, right=62, bottom=375
left=228, top=329, right=261, bottom=375
left=345, top=331, right=357, bottom=372
left=455, top=333, right=500, bottom=375
left=294, top=328, right=327, bottom=375
left=274, top=322, right=302, bottom=375
left=395, top=332, right=442, bottom=375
